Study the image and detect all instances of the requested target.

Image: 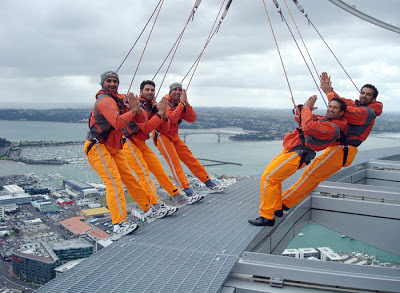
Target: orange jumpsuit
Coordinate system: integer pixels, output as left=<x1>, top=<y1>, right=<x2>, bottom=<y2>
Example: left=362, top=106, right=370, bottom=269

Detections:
left=259, top=106, right=347, bottom=220
left=123, top=96, right=180, bottom=201
left=282, top=91, right=383, bottom=208
left=152, top=95, right=210, bottom=190
left=84, top=90, right=151, bottom=225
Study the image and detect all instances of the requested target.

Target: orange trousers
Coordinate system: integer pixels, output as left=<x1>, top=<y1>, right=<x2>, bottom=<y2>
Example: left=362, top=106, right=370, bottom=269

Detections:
left=84, top=141, right=151, bottom=224
left=123, top=137, right=180, bottom=202
left=282, top=145, right=358, bottom=208
left=153, top=132, right=210, bottom=189
left=259, top=149, right=306, bottom=220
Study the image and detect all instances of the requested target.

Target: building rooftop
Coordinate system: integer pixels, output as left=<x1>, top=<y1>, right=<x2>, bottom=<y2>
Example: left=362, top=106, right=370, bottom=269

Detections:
left=13, top=242, right=59, bottom=264
left=63, top=179, right=95, bottom=191
left=2, top=184, right=24, bottom=194
left=37, top=147, right=400, bottom=293
left=79, top=207, right=109, bottom=217
left=49, top=238, right=93, bottom=251
left=59, top=216, right=92, bottom=235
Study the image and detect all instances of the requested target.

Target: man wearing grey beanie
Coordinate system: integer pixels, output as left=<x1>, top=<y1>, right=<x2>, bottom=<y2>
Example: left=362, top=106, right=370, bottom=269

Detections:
left=85, top=70, right=169, bottom=240
left=152, top=82, right=227, bottom=196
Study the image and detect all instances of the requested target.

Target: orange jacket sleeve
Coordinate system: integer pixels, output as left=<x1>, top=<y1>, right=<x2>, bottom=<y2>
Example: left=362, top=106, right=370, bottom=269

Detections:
left=182, top=105, right=196, bottom=122
left=133, top=110, right=147, bottom=124
left=136, top=113, right=164, bottom=134
left=167, top=102, right=184, bottom=124
left=301, top=107, right=342, bottom=140
left=96, top=96, right=135, bottom=130
left=157, top=119, right=170, bottom=133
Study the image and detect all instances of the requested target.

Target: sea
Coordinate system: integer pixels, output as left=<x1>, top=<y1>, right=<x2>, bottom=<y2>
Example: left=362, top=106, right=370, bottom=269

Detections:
left=1, top=120, right=400, bottom=264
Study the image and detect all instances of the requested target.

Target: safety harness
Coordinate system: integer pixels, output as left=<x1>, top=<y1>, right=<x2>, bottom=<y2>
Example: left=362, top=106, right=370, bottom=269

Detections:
left=339, top=131, right=349, bottom=166
left=86, top=93, right=124, bottom=155
left=292, top=127, right=316, bottom=169
left=153, top=99, right=183, bottom=146
left=167, top=99, right=184, bottom=125
left=290, top=106, right=316, bottom=168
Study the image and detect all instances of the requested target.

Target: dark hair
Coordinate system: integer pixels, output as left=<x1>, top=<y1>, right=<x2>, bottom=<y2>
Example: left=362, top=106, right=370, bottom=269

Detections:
left=361, top=84, right=378, bottom=99
left=331, top=97, right=347, bottom=113
left=140, top=80, right=156, bottom=90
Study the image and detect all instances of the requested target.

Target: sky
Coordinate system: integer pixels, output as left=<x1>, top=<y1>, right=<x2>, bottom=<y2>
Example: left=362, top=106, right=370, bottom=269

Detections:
left=1, top=0, right=399, bottom=111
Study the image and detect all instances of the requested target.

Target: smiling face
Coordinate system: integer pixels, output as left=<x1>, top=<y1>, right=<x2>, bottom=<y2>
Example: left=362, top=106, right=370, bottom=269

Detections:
left=359, top=87, right=376, bottom=106
left=102, top=77, right=119, bottom=93
left=326, top=100, right=344, bottom=120
left=140, top=84, right=155, bottom=102
left=170, top=88, right=182, bottom=101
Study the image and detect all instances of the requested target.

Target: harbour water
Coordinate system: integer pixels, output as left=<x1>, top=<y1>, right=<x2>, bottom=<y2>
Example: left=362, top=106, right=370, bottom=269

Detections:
left=288, top=222, right=400, bottom=265
left=1, top=120, right=400, bottom=179
left=1, top=120, right=400, bottom=266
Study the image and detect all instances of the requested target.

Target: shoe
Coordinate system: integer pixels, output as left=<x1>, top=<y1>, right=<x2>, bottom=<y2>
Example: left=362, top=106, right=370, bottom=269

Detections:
left=282, top=204, right=289, bottom=211
left=157, top=201, right=178, bottom=216
left=208, top=183, right=227, bottom=193
left=173, top=192, right=203, bottom=205
left=145, top=206, right=168, bottom=219
left=185, top=194, right=203, bottom=205
left=204, top=179, right=216, bottom=188
left=182, top=187, right=194, bottom=197
left=205, top=179, right=227, bottom=193
left=111, top=221, right=139, bottom=240
left=274, top=210, right=283, bottom=217
left=248, top=217, right=275, bottom=226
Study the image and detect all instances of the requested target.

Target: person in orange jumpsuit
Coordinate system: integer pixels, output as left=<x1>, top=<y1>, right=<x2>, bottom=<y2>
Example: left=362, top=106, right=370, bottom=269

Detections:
left=281, top=72, right=382, bottom=211
left=248, top=94, right=347, bottom=226
left=123, top=80, right=203, bottom=208
left=84, top=71, right=166, bottom=239
left=152, top=82, right=226, bottom=196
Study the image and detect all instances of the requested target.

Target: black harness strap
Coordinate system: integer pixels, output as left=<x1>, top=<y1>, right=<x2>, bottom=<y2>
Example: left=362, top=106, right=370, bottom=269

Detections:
left=153, top=130, right=159, bottom=146
left=86, top=138, right=99, bottom=155
left=296, top=127, right=307, bottom=168
left=340, top=131, right=349, bottom=166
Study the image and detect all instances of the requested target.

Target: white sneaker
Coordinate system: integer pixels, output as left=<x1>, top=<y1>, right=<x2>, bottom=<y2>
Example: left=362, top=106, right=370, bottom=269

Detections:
left=186, top=194, right=204, bottom=204
left=111, top=222, right=138, bottom=241
left=173, top=192, right=203, bottom=205
left=159, top=202, right=178, bottom=216
left=145, top=206, right=168, bottom=219
left=208, top=182, right=227, bottom=193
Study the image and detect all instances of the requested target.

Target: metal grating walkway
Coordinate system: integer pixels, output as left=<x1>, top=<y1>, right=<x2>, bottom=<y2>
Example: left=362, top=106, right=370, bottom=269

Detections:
left=36, top=147, right=400, bottom=293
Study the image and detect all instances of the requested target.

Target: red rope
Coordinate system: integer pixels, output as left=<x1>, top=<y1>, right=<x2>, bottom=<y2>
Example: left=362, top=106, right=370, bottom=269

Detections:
left=278, top=0, right=327, bottom=107
left=292, top=0, right=360, bottom=93
left=307, top=17, right=360, bottom=93
left=127, top=0, right=166, bottom=93
left=283, top=0, right=318, bottom=77
left=262, top=0, right=296, bottom=108
left=186, top=0, right=227, bottom=91
left=116, top=0, right=162, bottom=73
left=155, top=0, right=200, bottom=98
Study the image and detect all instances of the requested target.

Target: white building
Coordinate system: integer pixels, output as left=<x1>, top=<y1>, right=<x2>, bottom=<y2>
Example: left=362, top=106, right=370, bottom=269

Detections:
left=317, top=247, right=342, bottom=262
left=87, top=203, right=101, bottom=209
left=298, top=248, right=319, bottom=259
left=0, top=188, right=32, bottom=205
left=282, top=249, right=300, bottom=258
left=2, top=185, right=25, bottom=195
left=76, top=198, right=94, bottom=206
left=31, top=200, right=52, bottom=209
left=24, top=218, right=43, bottom=225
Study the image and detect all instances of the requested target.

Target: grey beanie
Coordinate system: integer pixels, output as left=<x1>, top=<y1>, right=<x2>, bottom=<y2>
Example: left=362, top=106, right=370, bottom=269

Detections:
left=169, top=82, right=182, bottom=93
left=100, top=71, right=119, bottom=86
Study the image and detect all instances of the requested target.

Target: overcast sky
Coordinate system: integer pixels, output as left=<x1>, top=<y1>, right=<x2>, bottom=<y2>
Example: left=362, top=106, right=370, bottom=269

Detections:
left=1, top=0, right=399, bottom=111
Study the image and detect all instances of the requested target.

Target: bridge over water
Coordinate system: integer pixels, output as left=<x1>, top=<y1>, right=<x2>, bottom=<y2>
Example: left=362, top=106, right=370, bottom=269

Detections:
left=181, top=130, right=234, bottom=142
